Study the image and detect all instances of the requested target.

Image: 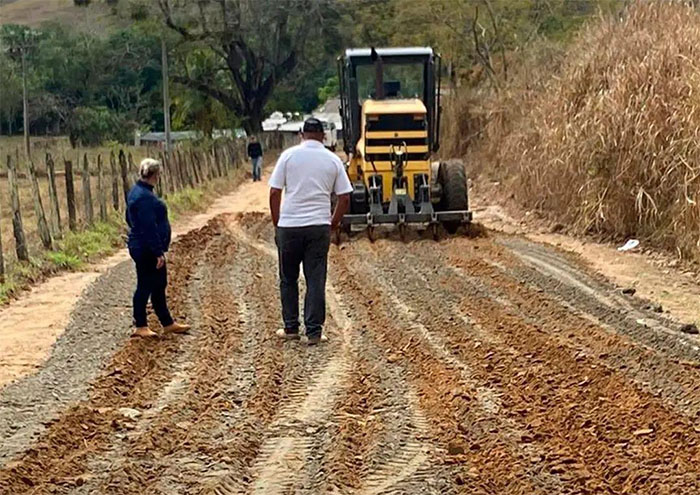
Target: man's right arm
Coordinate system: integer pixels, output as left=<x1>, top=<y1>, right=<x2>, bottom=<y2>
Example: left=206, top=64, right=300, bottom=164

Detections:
left=268, top=152, right=288, bottom=227
left=331, top=194, right=350, bottom=229
left=269, top=188, right=282, bottom=227
left=331, top=158, right=353, bottom=229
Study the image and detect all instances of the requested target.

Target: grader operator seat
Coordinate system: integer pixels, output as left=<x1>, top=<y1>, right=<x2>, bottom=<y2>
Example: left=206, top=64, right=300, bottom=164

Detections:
left=337, top=47, right=471, bottom=240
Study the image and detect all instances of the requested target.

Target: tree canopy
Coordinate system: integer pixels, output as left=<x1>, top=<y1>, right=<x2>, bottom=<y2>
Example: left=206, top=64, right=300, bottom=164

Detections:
left=0, top=0, right=625, bottom=144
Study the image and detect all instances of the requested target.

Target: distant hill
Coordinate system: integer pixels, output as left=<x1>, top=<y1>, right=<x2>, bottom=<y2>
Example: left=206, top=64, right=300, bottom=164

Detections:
left=0, top=0, right=111, bottom=28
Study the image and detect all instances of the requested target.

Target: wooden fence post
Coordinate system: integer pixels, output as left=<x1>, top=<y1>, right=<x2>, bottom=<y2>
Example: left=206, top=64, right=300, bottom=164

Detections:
left=192, top=150, right=202, bottom=184
left=156, top=165, right=164, bottom=197
left=82, top=153, right=94, bottom=226
left=170, top=152, right=179, bottom=190
left=46, top=153, right=62, bottom=239
left=176, top=151, right=185, bottom=186
left=27, top=159, right=53, bottom=250
left=64, top=159, right=77, bottom=232
left=202, top=151, right=212, bottom=181
left=128, top=152, right=136, bottom=178
left=110, top=151, right=119, bottom=211
left=7, top=154, right=29, bottom=261
left=119, top=150, right=130, bottom=203
left=187, top=151, right=198, bottom=186
left=159, top=152, right=173, bottom=195
left=221, top=146, right=230, bottom=176
left=180, top=151, right=194, bottom=188
left=97, top=154, right=108, bottom=222
left=0, top=185, right=5, bottom=281
left=213, top=147, right=223, bottom=178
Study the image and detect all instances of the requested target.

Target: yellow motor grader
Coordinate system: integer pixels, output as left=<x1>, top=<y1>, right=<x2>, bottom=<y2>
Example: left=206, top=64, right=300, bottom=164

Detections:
left=337, top=47, right=471, bottom=240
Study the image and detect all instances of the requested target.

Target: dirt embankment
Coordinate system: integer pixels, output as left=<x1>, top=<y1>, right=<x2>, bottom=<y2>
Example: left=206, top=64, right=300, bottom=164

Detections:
left=0, top=211, right=697, bottom=494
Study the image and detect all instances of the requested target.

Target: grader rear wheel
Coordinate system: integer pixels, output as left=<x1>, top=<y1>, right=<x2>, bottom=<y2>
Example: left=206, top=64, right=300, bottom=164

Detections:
left=438, top=159, right=469, bottom=234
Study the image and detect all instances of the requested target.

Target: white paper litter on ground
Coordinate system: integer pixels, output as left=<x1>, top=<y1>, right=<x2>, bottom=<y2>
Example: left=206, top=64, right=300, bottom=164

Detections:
left=618, top=239, right=640, bottom=252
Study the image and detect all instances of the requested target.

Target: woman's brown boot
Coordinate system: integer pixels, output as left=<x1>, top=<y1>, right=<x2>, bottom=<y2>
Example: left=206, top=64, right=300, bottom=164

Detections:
left=132, top=327, right=158, bottom=338
left=163, top=322, right=191, bottom=334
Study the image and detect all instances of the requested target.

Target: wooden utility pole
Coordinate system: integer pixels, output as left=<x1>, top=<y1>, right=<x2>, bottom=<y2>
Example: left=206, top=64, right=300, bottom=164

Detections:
left=162, top=39, right=172, bottom=154
left=21, top=48, right=30, bottom=160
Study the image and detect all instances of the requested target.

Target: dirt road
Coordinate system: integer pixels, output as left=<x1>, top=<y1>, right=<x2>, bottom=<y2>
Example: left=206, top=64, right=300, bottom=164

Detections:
left=0, top=177, right=698, bottom=494
left=0, top=167, right=266, bottom=388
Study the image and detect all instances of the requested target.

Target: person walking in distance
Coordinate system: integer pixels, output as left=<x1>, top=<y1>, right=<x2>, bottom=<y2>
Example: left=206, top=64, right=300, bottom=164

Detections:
left=247, top=135, right=264, bottom=182
left=269, top=118, right=352, bottom=345
left=126, top=158, right=190, bottom=338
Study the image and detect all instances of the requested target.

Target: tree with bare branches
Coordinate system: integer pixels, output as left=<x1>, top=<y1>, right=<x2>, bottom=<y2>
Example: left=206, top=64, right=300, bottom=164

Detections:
left=158, top=0, right=338, bottom=133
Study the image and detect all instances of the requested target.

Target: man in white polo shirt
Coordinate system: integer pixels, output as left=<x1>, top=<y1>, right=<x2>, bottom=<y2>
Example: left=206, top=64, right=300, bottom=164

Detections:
left=269, top=118, right=352, bottom=345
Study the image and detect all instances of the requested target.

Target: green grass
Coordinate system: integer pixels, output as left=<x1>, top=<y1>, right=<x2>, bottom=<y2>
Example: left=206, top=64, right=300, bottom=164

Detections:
left=55, top=219, right=123, bottom=263
left=44, top=251, right=83, bottom=270
left=0, top=173, right=244, bottom=304
left=166, top=188, right=206, bottom=223
left=0, top=258, right=42, bottom=304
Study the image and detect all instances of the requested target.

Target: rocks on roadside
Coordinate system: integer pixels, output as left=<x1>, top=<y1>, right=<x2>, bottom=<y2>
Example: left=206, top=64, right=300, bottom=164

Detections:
left=643, top=303, right=663, bottom=313
left=117, top=407, right=142, bottom=420
left=447, top=443, right=466, bottom=455
left=680, top=323, right=699, bottom=335
left=550, top=223, right=565, bottom=234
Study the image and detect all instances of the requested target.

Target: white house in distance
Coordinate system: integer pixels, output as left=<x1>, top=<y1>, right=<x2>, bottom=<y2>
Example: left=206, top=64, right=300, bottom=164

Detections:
left=262, top=98, right=343, bottom=139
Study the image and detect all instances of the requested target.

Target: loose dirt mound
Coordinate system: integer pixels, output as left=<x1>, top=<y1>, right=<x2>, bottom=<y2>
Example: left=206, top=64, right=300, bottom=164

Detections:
left=0, top=212, right=698, bottom=494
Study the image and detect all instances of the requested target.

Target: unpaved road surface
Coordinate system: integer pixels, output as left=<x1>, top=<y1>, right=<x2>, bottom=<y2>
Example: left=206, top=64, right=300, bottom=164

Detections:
left=0, top=165, right=263, bottom=389
left=1, top=201, right=699, bottom=492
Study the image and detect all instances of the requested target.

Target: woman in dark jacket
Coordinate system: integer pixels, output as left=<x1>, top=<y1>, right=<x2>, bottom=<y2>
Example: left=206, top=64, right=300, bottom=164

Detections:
left=126, top=158, right=190, bottom=338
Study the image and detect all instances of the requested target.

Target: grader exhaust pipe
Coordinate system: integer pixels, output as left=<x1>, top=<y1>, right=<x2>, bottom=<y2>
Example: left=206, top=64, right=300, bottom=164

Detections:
left=371, top=47, right=385, bottom=100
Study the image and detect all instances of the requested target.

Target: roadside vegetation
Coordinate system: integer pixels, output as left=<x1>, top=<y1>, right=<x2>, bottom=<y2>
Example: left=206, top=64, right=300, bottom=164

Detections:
left=2, top=0, right=698, bottom=263
left=441, top=1, right=700, bottom=262
left=0, top=169, right=247, bottom=304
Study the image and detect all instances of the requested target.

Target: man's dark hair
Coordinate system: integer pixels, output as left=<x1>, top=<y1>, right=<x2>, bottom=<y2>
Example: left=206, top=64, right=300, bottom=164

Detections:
left=303, top=118, right=324, bottom=134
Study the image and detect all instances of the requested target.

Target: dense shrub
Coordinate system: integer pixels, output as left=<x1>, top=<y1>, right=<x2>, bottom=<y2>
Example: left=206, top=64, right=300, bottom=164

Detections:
left=68, top=106, right=134, bottom=147
left=451, top=1, right=700, bottom=260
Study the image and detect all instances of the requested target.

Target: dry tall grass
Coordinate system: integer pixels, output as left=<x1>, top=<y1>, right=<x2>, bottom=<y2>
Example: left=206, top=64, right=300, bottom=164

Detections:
left=494, top=1, right=700, bottom=260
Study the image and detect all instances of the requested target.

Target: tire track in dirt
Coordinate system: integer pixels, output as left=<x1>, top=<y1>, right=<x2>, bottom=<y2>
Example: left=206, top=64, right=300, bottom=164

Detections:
left=320, top=286, right=434, bottom=495
left=124, top=220, right=290, bottom=495
left=331, top=244, right=556, bottom=494
left=229, top=224, right=355, bottom=494
left=343, top=241, right=568, bottom=494
left=501, top=238, right=699, bottom=355
left=379, top=236, right=699, bottom=494
left=0, top=223, right=220, bottom=494
left=74, top=224, right=223, bottom=494
left=482, top=258, right=700, bottom=418
left=85, top=219, right=249, bottom=494
left=438, top=237, right=700, bottom=418
left=231, top=220, right=437, bottom=495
